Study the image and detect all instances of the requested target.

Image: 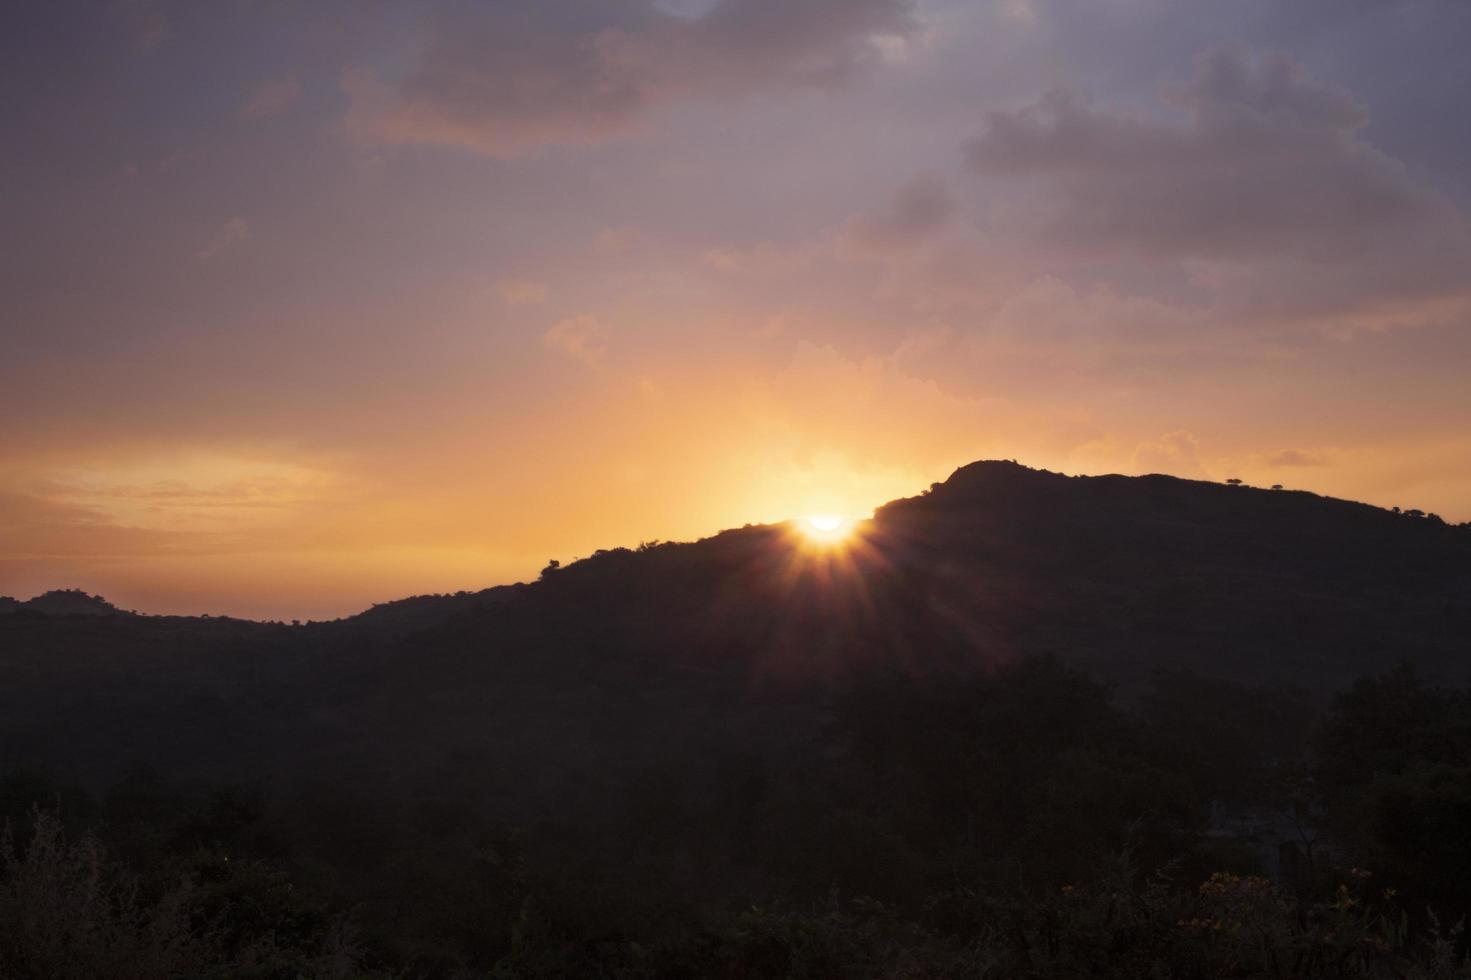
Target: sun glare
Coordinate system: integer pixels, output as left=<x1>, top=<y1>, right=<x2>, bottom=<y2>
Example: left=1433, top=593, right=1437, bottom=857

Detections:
left=799, top=513, right=853, bottom=544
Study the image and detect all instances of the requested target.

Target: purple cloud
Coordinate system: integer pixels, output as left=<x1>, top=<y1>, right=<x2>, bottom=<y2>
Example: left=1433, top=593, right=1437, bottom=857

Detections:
left=845, top=173, right=954, bottom=251
left=964, top=46, right=1471, bottom=326
left=347, top=0, right=915, bottom=156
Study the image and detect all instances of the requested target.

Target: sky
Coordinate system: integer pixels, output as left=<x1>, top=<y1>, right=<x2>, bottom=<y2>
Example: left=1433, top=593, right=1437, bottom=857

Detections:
left=3, top=0, right=1470, bottom=620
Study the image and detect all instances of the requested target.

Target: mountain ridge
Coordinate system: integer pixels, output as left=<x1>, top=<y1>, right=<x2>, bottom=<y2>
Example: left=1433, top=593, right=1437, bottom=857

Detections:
left=6, top=460, right=1464, bottom=627
left=2, top=457, right=1469, bottom=823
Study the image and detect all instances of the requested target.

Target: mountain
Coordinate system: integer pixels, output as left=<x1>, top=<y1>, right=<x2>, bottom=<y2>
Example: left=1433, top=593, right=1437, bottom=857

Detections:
left=4, top=460, right=1469, bottom=976
left=3, top=460, right=1466, bottom=789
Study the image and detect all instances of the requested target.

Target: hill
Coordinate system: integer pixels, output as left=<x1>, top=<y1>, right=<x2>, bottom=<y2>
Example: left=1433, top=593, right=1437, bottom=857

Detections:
left=0, top=588, right=127, bottom=617
left=3, top=461, right=1470, bottom=976
left=3, top=461, right=1468, bottom=788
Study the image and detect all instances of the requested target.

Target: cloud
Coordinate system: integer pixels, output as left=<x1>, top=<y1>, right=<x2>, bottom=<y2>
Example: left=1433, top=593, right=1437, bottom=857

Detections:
left=966, top=46, right=1388, bottom=258
left=844, top=173, right=954, bottom=251
left=0, top=453, right=344, bottom=561
left=997, top=0, right=1040, bottom=28
left=345, top=0, right=915, bottom=156
left=985, top=275, right=1205, bottom=344
left=116, top=0, right=173, bottom=53
left=701, top=239, right=823, bottom=276
left=700, top=172, right=955, bottom=286
left=197, top=217, right=249, bottom=260
left=544, top=314, right=610, bottom=365
left=1133, top=431, right=1207, bottom=478
left=965, top=46, right=1471, bottom=328
left=596, top=227, right=641, bottom=253
left=240, top=75, right=301, bottom=120
left=0, top=489, right=189, bottom=559
left=496, top=279, right=549, bottom=306
left=746, top=337, right=1103, bottom=478
left=1264, top=448, right=1328, bottom=468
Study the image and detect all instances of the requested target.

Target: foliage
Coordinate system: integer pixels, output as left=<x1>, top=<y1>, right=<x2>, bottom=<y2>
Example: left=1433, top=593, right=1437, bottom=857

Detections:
left=0, top=809, right=377, bottom=980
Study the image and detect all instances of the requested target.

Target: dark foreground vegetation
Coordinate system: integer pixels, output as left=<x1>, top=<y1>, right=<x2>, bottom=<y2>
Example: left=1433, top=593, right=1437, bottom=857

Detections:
left=7, top=661, right=1471, bottom=977
left=3, top=462, right=1470, bottom=977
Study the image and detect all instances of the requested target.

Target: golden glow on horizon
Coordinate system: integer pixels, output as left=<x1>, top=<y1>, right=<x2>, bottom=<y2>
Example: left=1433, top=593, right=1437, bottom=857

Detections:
left=7, top=6, right=1471, bottom=624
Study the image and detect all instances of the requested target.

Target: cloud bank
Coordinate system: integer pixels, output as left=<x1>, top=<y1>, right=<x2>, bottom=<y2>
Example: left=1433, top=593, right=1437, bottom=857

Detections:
left=347, top=0, right=915, bottom=156
left=965, top=46, right=1471, bottom=328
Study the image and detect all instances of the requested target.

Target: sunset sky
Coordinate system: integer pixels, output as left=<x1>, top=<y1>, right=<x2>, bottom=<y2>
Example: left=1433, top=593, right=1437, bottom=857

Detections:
left=4, top=0, right=1470, bottom=620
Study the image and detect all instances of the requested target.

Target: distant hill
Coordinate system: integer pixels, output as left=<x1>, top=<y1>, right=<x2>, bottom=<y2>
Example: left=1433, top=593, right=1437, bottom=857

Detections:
left=0, top=588, right=127, bottom=617
left=2, top=461, right=1468, bottom=790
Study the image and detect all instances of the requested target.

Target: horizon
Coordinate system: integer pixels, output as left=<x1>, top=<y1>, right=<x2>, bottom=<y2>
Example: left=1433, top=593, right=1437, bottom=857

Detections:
left=5, top=458, right=1461, bottom=622
left=5, top=1, right=1471, bottom=622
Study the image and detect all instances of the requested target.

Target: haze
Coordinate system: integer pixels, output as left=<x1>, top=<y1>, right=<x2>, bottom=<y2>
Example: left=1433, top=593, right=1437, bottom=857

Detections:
left=4, top=0, right=1470, bottom=620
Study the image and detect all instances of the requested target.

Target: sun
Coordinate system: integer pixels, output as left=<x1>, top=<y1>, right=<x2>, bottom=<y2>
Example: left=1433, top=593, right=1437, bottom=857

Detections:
left=798, top=513, right=854, bottom=544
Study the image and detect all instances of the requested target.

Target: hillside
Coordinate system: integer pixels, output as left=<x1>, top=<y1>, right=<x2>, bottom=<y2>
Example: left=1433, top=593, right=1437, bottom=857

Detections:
left=0, top=588, right=127, bottom=617
left=4, top=461, right=1469, bottom=788
left=5, top=460, right=1471, bottom=976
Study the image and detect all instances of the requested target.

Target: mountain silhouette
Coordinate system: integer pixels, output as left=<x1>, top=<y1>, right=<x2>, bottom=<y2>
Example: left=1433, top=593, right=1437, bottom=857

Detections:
left=3, top=460, right=1467, bottom=789
left=5, top=460, right=1471, bottom=977
left=0, top=588, right=125, bottom=617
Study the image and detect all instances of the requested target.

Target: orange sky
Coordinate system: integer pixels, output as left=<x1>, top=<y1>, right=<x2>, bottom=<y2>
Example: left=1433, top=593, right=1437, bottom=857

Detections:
left=3, top=1, right=1470, bottom=619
